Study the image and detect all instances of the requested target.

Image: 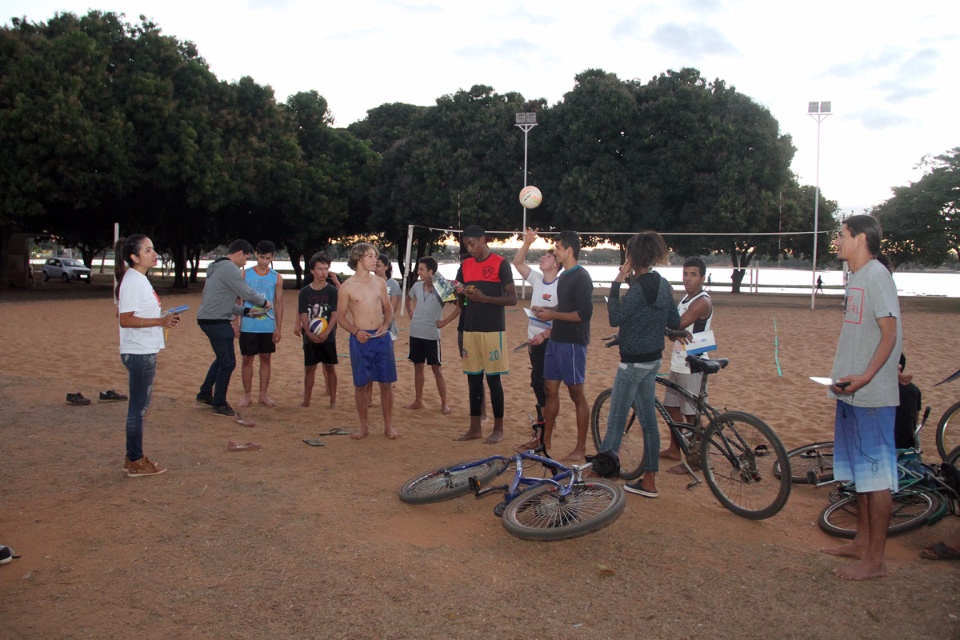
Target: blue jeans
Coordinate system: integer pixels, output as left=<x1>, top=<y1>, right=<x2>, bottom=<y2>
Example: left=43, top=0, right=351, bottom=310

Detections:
left=122, top=353, right=157, bottom=462
left=199, top=322, right=236, bottom=407
left=600, top=359, right=661, bottom=474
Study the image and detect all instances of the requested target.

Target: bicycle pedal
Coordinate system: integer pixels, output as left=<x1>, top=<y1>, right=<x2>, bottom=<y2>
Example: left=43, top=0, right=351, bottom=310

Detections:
left=473, top=484, right=508, bottom=499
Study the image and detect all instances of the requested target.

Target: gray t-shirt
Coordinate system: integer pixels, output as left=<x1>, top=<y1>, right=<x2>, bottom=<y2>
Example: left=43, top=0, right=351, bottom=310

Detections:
left=830, top=259, right=902, bottom=407
left=385, top=278, right=401, bottom=340
left=408, top=280, right=445, bottom=340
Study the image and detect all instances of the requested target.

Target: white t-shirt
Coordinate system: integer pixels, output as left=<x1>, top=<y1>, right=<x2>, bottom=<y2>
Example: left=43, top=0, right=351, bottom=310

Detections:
left=525, top=269, right=559, bottom=340
left=118, top=269, right=164, bottom=354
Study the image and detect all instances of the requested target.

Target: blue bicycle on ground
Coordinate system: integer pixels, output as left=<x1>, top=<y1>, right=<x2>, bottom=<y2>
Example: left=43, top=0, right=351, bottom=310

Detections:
left=398, top=425, right=626, bottom=541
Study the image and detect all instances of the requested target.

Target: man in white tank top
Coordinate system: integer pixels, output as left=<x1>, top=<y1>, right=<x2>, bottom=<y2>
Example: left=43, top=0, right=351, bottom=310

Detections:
left=661, top=257, right=713, bottom=464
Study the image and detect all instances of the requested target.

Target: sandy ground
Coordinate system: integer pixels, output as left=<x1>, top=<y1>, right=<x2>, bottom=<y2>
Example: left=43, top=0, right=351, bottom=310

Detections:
left=1, top=276, right=959, bottom=639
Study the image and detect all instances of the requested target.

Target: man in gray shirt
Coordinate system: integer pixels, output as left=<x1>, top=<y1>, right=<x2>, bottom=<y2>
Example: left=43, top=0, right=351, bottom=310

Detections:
left=196, top=239, right=272, bottom=417
left=821, top=215, right=902, bottom=581
left=404, top=257, right=460, bottom=414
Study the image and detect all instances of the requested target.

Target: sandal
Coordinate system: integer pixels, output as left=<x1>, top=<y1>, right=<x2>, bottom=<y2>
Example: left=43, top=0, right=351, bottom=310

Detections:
left=99, top=390, right=128, bottom=402
left=66, top=392, right=90, bottom=406
left=227, top=441, right=261, bottom=452
left=318, top=428, right=351, bottom=436
left=920, top=542, right=960, bottom=561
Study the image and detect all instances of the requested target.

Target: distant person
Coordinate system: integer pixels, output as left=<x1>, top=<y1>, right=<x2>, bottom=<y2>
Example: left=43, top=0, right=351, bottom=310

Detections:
left=512, top=227, right=561, bottom=421
left=117, top=234, right=182, bottom=477
left=404, top=257, right=460, bottom=414
left=816, top=275, right=824, bottom=295
left=337, top=243, right=398, bottom=439
left=533, top=230, right=593, bottom=461
left=294, top=252, right=339, bottom=409
left=237, top=240, right=284, bottom=409
left=820, top=215, right=902, bottom=581
left=598, top=231, right=680, bottom=495
left=661, top=257, right=713, bottom=466
left=196, top=240, right=271, bottom=417
left=454, top=225, right=517, bottom=444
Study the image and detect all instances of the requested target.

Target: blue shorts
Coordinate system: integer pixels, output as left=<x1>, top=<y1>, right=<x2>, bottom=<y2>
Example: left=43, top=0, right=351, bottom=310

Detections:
left=833, top=402, right=898, bottom=493
left=543, top=341, right=587, bottom=386
left=349, top=332, right=398, bottom=387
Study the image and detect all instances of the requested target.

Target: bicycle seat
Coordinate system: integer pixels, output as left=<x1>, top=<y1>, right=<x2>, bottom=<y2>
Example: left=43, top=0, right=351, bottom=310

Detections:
left=687, top=355, right=728, bottom=375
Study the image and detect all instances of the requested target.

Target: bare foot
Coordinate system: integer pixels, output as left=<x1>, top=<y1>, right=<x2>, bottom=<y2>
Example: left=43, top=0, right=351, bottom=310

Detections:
left=300, top=400, right=310, bottom=408
left=833, top=562, right=886, bottom=580
left=820, top=543, right=864, bottom=559
left=455, top=430, right=483, bottom=441
left=328, top=401, right=336, bottom=409
left=385, top=426, right=400, bottom=439
left=238, top=395, right=253, bottom=409
left=666, top=462, right=689, bottom=475
left=441, top=405, right=452, bottom=415
left=259, top=396, right=276, bottom=408
left=404, top=400, right=422, bottom=410
left=563, top=449, right=586, bottom=463
left=484, top=431, right=504, bottom=444
left=350, top=430, right=369, bottom=440
left=659, top=449, right=681, bottom=461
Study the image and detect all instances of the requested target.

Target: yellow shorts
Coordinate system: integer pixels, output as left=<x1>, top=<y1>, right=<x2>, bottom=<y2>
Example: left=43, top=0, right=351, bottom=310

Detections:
left=461, top=331, right=509, bottom=375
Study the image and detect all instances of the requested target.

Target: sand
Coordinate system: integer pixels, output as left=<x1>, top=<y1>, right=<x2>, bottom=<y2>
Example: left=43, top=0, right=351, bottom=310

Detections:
left=1, top=277, right=959, bottom=638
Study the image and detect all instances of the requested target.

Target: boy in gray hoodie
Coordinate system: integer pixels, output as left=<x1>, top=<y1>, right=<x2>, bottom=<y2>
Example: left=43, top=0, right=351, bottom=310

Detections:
left=196, top=240, right=272, bottom=416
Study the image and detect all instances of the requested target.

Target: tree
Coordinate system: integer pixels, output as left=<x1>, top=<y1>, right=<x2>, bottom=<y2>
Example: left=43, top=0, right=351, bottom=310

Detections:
left=874, top=148, right=959, bottom=268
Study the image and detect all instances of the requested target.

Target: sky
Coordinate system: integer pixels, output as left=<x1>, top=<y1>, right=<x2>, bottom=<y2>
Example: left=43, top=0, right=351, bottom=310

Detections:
left=4, top=0, right=959, bottom=215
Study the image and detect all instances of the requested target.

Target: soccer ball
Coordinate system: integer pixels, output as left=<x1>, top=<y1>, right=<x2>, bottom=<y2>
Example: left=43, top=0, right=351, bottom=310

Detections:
left=519, top=185, right=542, bottom=209
left=309, top=317, right=328, bottom=335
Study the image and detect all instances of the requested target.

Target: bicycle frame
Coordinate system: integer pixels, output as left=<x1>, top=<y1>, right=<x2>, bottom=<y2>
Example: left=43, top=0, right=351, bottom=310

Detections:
left=450, top=450, right=593, bottom=505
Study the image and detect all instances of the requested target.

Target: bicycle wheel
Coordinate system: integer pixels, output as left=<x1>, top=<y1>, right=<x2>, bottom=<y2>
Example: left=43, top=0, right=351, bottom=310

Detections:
left=700, top=411, right=792, bottom=520
left=818, top=491, right=943, bottom=538
left=935, top=401, right=960, bottom=462
left=398, top=459, right=504, bottom=504
left=590, top=388, right=644, bottom=480
left=501, top=479, right=626, bottom=541
left=774, top=441, right=835, bottom=484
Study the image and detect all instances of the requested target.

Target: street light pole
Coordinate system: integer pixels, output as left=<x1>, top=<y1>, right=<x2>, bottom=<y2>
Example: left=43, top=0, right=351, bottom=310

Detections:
left=515, top=112, right=537, bottom=299
left=807, top=101, right=831, bottom=310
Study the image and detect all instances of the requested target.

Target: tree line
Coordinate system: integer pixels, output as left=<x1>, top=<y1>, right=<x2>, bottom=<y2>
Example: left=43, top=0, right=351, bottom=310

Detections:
left=4, top=11, right=951, bottom=293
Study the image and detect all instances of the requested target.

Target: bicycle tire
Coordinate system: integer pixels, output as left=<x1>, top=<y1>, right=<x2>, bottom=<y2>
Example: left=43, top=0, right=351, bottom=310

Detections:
left=818, top=491, right=943, bottom=538
left=589, top=388, right=644, bottom=480
left=501, top=479, right=626, bottom=541
left=398, top=459, right=504, bottom=505
left=935, top=401, right=960, bottom=462
left=700, top=411, right=792, bottom=520
left=774, top=441, right=835, bottom=484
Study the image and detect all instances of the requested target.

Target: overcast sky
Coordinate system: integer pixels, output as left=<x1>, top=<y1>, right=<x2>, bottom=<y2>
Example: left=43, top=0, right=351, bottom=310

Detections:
left=5, top=0, right=958, bottom=215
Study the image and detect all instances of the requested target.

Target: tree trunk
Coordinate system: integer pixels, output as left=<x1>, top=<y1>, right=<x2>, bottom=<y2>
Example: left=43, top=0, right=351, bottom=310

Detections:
left=172, top=239, right=188, bottom=288
left=731, top=269, right=745, bottom=293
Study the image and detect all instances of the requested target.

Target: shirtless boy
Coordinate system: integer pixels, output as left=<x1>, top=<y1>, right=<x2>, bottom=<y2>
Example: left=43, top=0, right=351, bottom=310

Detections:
left=336, top=243, right=399, bottom=439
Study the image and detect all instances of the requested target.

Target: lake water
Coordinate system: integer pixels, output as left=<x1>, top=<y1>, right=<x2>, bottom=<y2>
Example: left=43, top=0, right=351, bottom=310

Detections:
left=79, top=258, right=957, bottom=298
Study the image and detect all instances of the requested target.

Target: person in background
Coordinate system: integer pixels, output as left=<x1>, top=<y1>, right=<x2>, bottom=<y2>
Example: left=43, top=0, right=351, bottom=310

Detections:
left=236, top=240, right=283, bottom=409
left=117, top=234, right=181, bottom=477
left=196, top=240, right=271, bottom=418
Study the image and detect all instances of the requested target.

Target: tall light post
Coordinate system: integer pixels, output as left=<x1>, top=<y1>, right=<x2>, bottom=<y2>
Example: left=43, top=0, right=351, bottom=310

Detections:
left=515, top=112, right=538, bottom=234
left=515, top=112, right=537, bottom=299
left=808, top=101, right=831, bottom=310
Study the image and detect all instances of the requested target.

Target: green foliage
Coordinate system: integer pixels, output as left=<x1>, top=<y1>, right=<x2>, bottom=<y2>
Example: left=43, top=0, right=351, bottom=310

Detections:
left=874, top=148, right=959, bottom=268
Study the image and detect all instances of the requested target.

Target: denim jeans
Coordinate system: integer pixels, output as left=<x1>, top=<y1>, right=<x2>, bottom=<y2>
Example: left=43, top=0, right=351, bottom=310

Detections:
left=600, top=359, right=661, bottom=474
left=199, top=322, right=237, bottom=407
left=122, top=353, right=157, bottom=462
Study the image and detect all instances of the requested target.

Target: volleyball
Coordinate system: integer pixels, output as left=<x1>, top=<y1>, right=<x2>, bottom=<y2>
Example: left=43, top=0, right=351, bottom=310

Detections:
left=309, top=317, right=328, bottom=336
left=519, top=185, right=542, bottom=209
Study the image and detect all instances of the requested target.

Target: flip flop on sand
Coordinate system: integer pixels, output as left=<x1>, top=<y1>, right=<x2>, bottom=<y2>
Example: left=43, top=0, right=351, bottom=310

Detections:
left=318, top=428, right=351, bottom=436
left=227, top=441, right=261, bottom=452
left=234, top=412, right=256, bottom=428
left=920, top=542, right=960, bottom=561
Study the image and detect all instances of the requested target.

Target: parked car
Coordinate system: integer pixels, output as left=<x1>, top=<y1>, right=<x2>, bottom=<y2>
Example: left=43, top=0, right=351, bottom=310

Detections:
left=43, top=258, right=92, bottom=283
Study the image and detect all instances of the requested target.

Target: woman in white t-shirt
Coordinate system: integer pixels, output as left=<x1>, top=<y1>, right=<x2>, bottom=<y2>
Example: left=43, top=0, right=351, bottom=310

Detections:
left=117, top=235, right=182, bottom=478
